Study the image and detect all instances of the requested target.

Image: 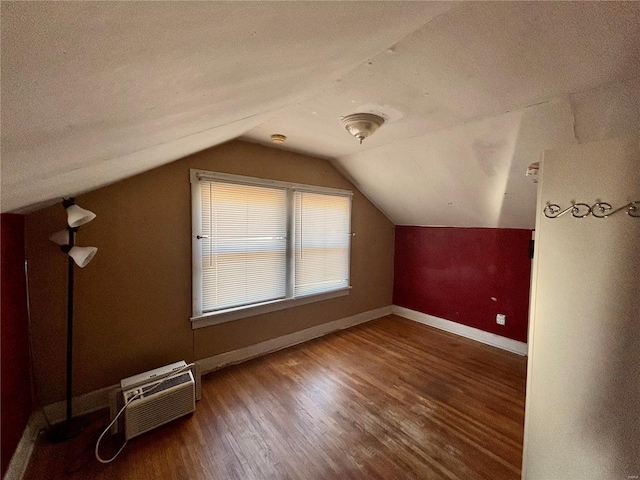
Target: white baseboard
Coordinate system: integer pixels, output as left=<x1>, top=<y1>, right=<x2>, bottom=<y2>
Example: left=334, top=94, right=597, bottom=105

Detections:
left=198, top=305, right=393, bottom=375
left=43, top=383, right=118, bottom=426
left=3, top=411, right=48, bottom=480
left=392, top=305, right=528, bottom=356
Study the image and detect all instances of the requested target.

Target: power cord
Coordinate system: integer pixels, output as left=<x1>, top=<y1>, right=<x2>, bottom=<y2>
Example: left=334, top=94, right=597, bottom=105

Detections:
left=94, top=362, right=195, bottom=464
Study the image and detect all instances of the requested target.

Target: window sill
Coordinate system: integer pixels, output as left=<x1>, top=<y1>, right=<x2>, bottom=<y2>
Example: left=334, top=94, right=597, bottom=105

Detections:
left=190, top=287, right=351, bottom=329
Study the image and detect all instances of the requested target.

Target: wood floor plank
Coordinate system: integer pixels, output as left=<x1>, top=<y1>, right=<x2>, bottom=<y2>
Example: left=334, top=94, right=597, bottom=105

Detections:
left=23, top=315, right=526, bottom=479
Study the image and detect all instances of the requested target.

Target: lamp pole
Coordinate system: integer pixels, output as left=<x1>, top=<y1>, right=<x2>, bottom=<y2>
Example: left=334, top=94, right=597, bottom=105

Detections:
left=65, top=224, right=74, bottom=424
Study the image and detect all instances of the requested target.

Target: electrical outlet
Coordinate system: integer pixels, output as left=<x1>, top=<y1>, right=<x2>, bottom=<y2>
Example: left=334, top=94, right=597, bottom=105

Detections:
left=496, top=314, right=506, bottom=325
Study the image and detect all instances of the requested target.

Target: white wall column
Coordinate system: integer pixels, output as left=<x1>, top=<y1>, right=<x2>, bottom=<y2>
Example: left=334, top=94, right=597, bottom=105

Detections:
left=522, top=132, right=640, bottom=479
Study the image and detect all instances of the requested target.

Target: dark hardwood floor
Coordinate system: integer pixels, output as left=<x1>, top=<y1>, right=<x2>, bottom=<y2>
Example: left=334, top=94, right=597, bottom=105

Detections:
left=24, top=315, right=527, bottom=479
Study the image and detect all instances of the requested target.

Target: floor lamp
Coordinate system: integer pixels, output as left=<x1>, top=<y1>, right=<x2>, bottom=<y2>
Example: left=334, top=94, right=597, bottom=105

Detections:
left=47, top=198, right=97, bottom=443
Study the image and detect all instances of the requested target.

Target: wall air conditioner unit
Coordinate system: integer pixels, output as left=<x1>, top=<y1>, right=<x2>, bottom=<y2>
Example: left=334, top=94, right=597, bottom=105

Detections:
left=120, top=360, right=195, bottom=440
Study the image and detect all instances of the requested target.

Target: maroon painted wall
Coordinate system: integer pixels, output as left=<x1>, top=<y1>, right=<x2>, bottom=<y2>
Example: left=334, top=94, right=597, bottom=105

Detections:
left=1, top=214, right=33, bottom=476
left=393, top=226, right=532, bottom=343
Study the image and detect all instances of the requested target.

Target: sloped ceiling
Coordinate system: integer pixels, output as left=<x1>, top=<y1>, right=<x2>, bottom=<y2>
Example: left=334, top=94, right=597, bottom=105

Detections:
left=2, top=2, right=639, bottom=228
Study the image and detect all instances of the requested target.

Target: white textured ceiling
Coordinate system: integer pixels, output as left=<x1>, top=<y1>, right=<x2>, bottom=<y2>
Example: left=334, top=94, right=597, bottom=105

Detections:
left=2, top=2, right=639, bottom=228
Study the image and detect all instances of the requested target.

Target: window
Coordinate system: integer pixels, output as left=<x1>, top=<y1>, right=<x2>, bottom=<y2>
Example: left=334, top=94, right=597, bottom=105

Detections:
left=191, top=170, right=352, bottom=327
left=294, top=191, right=351, bottom=297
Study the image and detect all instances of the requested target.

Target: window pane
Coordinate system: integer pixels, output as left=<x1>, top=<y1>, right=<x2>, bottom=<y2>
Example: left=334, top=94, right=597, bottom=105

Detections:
left=294, top=192, right=350, bottom=296
left=201, top=181, right=287, bottom=311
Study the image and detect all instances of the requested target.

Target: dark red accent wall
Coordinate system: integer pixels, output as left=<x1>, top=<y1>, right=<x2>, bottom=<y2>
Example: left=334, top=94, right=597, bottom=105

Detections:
left=1, top=214, right=33, bottom=476
left=393, top=226, right=532, bottom=343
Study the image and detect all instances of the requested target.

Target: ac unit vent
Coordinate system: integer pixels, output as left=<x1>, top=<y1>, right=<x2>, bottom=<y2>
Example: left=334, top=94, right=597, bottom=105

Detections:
left=140, top=372, right=191, bottom=397
left=122, top=367, right=195, bottom=440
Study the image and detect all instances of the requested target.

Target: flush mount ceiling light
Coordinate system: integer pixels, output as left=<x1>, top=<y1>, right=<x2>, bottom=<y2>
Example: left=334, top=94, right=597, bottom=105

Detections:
left=270, top=134, right=287, bottom=144
left=341, top=113, right=385, bottom=144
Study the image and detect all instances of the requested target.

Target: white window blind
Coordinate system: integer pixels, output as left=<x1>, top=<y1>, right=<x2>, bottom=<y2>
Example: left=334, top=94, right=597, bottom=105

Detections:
left=294, top=192, right=351, bottom=296
left=200, top=181, right=287, bottom=312
left=191, top=170, right=352, bottom=323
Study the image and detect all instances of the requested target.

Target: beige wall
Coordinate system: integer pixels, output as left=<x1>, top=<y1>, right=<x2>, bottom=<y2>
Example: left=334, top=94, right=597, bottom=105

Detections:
left=522, top=133, right=639, bottom=479
left=25, top=141, right=395, bottom=406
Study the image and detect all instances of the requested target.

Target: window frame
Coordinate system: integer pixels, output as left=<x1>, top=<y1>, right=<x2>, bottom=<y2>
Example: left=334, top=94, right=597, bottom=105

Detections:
left=190, top=169, right=353, bottom=329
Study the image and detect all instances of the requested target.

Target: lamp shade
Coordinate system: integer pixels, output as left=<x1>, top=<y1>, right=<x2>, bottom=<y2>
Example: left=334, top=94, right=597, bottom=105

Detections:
left=49, top=229, right=72, bottom=246
left=68, top=246, right=98, bottom=268
left=66, top=204, right=96, bottom=228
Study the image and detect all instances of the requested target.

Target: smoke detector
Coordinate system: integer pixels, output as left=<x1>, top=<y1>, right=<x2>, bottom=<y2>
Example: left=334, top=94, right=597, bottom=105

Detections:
left=270, top=134, right=287, bottom=144
left=341, top=113, right=385, bottom=144
left=526, top=162, right=540, bottom=183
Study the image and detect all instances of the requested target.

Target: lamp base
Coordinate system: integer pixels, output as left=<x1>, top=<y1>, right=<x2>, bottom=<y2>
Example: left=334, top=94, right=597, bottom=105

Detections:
left=47, top=417, right=88, bottom=444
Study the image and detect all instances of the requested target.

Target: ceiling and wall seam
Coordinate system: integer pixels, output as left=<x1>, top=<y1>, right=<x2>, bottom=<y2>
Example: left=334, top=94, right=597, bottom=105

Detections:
left=328, top=160, right=396, bottom=226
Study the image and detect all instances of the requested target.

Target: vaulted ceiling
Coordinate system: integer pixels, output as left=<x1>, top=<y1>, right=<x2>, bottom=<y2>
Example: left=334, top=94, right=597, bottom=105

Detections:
left=2, top=2, right=639, bottom=228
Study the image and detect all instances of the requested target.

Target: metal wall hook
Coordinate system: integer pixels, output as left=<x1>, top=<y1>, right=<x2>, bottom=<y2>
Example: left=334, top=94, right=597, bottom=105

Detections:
left=592, top=201, right=640, bottom=218
left=544, top=203, right=591, bottom=218
left=545, top=201, right=640, bottom=219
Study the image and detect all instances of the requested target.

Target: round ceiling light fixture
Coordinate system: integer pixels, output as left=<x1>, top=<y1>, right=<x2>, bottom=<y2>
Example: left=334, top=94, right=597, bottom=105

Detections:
left=341, top=113, right=385, bottom=144
left=270, top=134, right=287, bottom=144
